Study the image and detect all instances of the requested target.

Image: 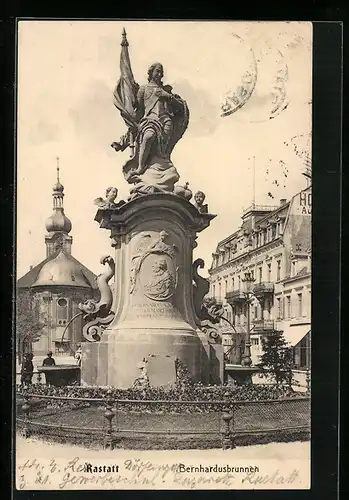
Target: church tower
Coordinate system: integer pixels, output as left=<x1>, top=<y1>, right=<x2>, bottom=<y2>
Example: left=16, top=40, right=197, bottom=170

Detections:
left=45, top=157, right=73, bottom=257
left=17, top=159, right=98, bottom=358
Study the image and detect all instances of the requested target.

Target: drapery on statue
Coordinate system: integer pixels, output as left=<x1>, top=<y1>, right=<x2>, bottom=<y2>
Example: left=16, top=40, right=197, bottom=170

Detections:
left=111, top=29, right=189, bottom=199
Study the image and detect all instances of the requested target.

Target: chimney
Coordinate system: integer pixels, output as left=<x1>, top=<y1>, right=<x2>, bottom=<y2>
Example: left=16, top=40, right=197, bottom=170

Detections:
left=30, top=265, right=33, bottom=270
left=280, top=198, right=287, bottom=206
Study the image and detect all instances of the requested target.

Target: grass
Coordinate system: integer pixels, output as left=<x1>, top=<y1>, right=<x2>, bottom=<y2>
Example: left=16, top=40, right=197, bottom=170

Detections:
left=17, top=398, right=310, bottom=450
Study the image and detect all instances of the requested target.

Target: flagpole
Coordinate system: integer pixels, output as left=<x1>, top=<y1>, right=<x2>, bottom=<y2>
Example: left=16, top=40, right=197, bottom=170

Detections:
left=252, top=156, right=256, bottom=208
left=120, top=27, right=135, bottom=158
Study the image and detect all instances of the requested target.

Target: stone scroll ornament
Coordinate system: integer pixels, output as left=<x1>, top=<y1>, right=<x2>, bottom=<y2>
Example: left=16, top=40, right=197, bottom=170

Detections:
left=111, top=29, right=189, bottom=201
left=130, top=230, right=178, bottom=300
left=192, top=259, right=225, bottom=344
left=78, top=255, right=115, bottom=342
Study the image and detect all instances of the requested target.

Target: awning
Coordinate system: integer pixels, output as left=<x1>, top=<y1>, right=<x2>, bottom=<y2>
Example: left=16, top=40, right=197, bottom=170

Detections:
left=283, top=325, right=311, bottom=347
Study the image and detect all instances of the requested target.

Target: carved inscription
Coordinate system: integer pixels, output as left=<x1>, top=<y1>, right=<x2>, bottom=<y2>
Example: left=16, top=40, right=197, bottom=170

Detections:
left=133, top=302, right=177, bottom=319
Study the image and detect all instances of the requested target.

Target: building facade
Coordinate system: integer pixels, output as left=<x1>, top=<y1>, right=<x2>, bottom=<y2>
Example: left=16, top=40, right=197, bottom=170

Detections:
left=17, top=168, right=98, bottom=357
left=209, top=186, right=311, bottom=370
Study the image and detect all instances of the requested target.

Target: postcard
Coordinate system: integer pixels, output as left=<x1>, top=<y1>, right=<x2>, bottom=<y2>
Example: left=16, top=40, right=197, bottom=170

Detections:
left=15, top=20, right=313, bottom=491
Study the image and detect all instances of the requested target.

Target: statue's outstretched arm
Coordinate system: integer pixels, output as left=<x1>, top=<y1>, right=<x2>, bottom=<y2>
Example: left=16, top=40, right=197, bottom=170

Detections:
left=111, top=130, right=131, bottom=152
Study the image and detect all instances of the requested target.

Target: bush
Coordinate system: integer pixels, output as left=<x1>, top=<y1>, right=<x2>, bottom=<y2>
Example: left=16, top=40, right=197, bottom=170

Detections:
left=16, top=382, right=306, bottom=414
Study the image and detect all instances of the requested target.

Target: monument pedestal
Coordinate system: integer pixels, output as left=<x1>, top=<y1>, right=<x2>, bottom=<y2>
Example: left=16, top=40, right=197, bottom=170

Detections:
left=82, top=193, right=215, bottom=388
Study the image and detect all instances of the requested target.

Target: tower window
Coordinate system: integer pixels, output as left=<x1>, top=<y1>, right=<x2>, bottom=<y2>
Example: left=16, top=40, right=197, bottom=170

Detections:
left=57, top=298, right=68, bottom=325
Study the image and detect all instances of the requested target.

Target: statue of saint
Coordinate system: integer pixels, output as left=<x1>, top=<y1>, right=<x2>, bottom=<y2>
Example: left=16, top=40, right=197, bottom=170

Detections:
left=112, top=33, right=189, bottom=199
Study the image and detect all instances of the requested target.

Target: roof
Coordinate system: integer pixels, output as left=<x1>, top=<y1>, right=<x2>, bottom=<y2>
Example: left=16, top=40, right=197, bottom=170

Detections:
left=17, top=250, right=98, bottom=289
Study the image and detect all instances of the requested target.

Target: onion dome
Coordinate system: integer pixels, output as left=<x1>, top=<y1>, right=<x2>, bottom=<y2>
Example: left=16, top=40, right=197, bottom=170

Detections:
left=45, top=210, right=72, bottom=233
left=45, top=157, right=72, bottom=234
left=52, top=180, right=64, bottom=193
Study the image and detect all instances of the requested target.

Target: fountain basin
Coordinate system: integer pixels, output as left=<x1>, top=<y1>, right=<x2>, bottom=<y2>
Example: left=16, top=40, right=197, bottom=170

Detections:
left=225, top=364, right=260, bottom=385
left=37, top=365, right=81, bottom=386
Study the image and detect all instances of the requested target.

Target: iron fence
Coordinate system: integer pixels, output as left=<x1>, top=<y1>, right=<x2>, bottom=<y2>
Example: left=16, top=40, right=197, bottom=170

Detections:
left=16, top=391, right=310, bottom=450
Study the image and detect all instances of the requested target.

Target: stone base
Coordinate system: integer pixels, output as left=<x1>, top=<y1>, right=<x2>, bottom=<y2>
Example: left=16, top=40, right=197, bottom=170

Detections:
left=197, top=331, right=224, bottom=385
left=80, top=330, right=223, bottom=388
left=90, top=193, right=217, bottom=389
left=101, top=329, right=206, bottom=389
left=81, top=342, right=108, bottom=386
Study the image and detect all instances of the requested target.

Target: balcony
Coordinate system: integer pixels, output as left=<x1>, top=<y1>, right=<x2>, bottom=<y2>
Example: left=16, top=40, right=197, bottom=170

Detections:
left=253, top=282, right=274, bottom=298
left=252, top=319, right=275, bottom=332
left=225, top=290, right=246, bottom=304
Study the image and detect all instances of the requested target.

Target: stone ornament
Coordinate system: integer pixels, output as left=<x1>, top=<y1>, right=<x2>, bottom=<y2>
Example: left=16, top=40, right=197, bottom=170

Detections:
left=130, top=230, right=178, bottom=301
left=94, top=187, right=119, bottom=209
left=192, top=258, right=210, bottom=320
left=174, top=182, right=193, bottom=201
left=193, top=190, right=208, bottom=213
left=78, top=255, right=115, bottom=342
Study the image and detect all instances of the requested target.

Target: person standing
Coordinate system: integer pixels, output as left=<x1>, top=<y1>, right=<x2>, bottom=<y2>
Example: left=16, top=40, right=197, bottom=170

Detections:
left=20, top=353, right=34, bottom=386
left=42, top=351, right=56, bottom=367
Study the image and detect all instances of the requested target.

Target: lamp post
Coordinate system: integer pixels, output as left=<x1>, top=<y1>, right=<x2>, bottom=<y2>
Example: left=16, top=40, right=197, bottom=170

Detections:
left=241, top=271, right=255, bottom=367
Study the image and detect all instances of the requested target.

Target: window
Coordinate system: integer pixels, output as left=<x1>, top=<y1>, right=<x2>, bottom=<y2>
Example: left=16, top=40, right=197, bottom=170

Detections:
left=277, top=297, right=282, bottom=319
left=225, top=279, right=228, bottom=297
left=57, top=297, right=68, bottom=325
left=250, top=269, right=254, bottom=280
left=231, top=277, right=235, bottom=290
left=267, top=263, right=271, bottom=281
left=272, top=224, right=276, bottom=239
left=251, top=338, right=259, bottom=346
left=54, top=341, right=70, bottom=355
left=218, top=282, right=222, bottom=299
left=298, top=293, right=303, bottom=317
left=267, top=300, right=271, bottom=315
left=292, top=261, right=296, bottom=276
left=258, top=267, right=263, bottom=283
left=238, top=276, right=241, bottom=290
left=254, top=306, right=258, bottom=318
left=286, top=296, right=291, bottom=319
left=277, top=260, right=281, bottom=281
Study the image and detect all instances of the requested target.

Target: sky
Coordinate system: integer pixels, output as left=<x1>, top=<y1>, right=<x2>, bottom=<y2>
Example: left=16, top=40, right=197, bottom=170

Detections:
left=16, top=21, right=312, bottom=278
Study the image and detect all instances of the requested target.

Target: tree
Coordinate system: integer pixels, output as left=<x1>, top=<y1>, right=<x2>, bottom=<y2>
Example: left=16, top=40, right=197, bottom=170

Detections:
left=258, top=330, right=294, bottom=388
left=16, top=290, right=48, bottom=364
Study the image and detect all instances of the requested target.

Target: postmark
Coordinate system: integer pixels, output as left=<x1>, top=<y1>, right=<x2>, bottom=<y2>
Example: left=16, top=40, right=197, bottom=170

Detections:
left=221, top=35, right=292, bottom=123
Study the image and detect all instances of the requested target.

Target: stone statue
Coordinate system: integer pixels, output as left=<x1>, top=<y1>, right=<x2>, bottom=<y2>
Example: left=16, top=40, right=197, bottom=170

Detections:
left=112, top=32, right=189, bottom=200
left=193, top=191, right=208, bottom=213
left=78, top=255, right=115, bottom=342
left=94, top=187, right=121, bottom=209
